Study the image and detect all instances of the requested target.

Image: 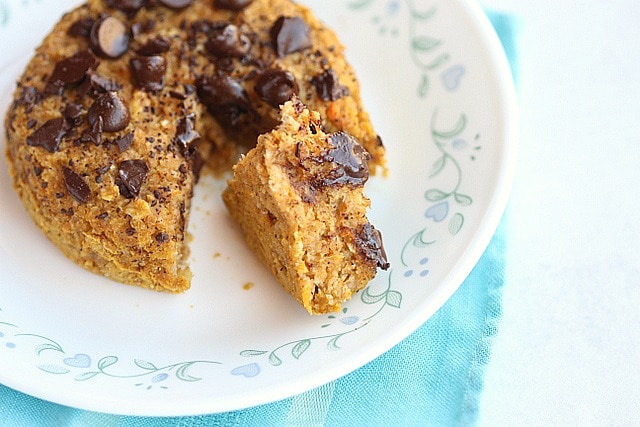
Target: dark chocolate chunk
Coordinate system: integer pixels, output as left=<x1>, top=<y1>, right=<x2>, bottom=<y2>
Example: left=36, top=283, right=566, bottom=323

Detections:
left=26, top=117, right=67, bottom=152
left=45, top=49, right=99, bottom=95
left=106, top=0, right=145, bottom=11
left=80, top=72, right=123, bottom=97
left=355, top=223, right=389, bottom=270
left=62, top=167, right=91, bottom=203
left=87, top=91, right=130, bottom=132
left=63, top=103, right=83, bottom=126
left=80, top=115, right=103, bottom=146
left=158, top=0, right=193, bottom=8
left=155, top=232, right=170, bottom=243
left=270, top=16, right=312, bottom=58
left=16, top=86, right=42, bottom=107
left=116, top=159, right=149, bottom=198
left=196, top=73, right=254, bottom=128
left=311, top=69, right=350, bottom=101
left=90, top=16, right=130, bottom=59
left=68, top=17, right=96, bottom=38
left=115, top=132, right=134, bottom=152
left=174, top=114, right=200, bottom=156
left=254, top=69, right=298, bottom=108
left=135, top=36, right=171, bottom=56
left=131, top=19, right=156, bottom=40
left=322, top=132, right=370, bottom=186
left=214, top=0, right=253, bottom=10
left=130, top=56, right=166, bottom=91
left=205, top=24, right=250, bottom=58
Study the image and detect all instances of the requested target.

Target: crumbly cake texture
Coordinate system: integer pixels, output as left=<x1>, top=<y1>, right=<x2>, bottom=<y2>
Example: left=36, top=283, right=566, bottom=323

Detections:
left=4, top=0, right=386, bottom=294
left=223, top=99, right=389, bottom=314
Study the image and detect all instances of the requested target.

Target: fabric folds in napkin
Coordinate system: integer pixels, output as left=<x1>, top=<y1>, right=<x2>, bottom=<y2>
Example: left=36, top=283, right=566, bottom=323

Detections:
left=0, top=11, right=517, bottom=427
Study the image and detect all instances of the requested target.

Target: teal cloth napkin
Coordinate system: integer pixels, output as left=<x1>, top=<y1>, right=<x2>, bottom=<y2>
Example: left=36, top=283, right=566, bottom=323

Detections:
left=0, top=11, right=517, bottom=427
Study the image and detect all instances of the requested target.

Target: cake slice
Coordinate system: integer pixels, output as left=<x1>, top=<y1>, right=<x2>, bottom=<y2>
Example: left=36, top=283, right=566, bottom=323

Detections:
left=223, top=98, right=389, bottom=314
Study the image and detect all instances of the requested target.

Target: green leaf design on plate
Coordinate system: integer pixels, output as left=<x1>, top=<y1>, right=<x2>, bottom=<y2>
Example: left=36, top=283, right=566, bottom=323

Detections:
left=411, top=36, right=441, bottom=52
left=454, top=193, right=473, bottom=206
left=385, top=290, right=402, bottom=308
left=240, top=350, right=268, bottom=357
left=75, top=371, right=100, bottom=381
left=97, top=356, right=118, bottom=370
left=346, top=0, right=374, bottom=9
left=175, top=362, right=202, bottom=382
left=134, top=359, right=157, bottom=371
left=425, top=189, right=449, bottom=202
left=417, top=74, right=429, bottom=98
left=327, top=336, right=342, bottom=351
left=268, top=352, right=282, bottom=366
left=38, top=365, right=70, bottom=375
left=449, top=213, right=464, bottom=236
left=291, top=340, right=311, bottom=360
left=361, top=286, right=387, bottom=304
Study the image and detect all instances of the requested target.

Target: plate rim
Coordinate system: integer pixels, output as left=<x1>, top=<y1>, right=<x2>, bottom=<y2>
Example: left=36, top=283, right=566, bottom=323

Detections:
left=0, top=0, right=518, bottom=416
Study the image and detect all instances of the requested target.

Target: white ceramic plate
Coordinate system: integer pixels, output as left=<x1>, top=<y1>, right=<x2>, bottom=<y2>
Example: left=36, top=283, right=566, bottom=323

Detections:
left=0, top=0, right=517, bottom=416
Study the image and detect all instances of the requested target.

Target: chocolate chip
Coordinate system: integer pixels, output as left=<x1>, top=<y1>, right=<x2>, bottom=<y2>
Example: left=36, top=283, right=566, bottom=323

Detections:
left=115, top=132, right=134, bottom=152
left=80, top=115, right=104, bottom=146
left=80, top=72, right=123, bottom=97
left=63, top=103, right=83, bottom=126
left=311, top=69, right=349, bottom=101
left=254, top=69, right=298, bottom=108
left=97, top=212, right=109, bottom=220
left=62, top=167, right=91, bottom=203
left=45, top=49, right=99, bottom=95
left=174, top=114, right=200, bottom=157
left=106, top=0, right=145, bottom=11
left=322, top=132, right=370, bottom=186
left=271, top=16, right=312, bottom=58
left=26, top=117, right=67, bottom=152
left=87, top=91, right=130, bottom=132
left=90, top=16, right=130, bottom=59
left=68, top=17, right=96, bottom=38
left=196, top=73, right=253, bottom=128
left=205, top=24, right=251, bottom=58
left=135, top=36, right=171, bottom=56
left=16, top=86, right=42, bottom=107
left=155, top=232, right=170, bottom=243
left=130, top=56, right=166, bottom=91
left=158, top=0, right=193, bottom=8
left=116, top=159, right=149, bottom=198
left=131, top=19, right=156, bottom=40
left=214, top=0, right=253, bottom=10
left=356, top=223, right=389, bottom=270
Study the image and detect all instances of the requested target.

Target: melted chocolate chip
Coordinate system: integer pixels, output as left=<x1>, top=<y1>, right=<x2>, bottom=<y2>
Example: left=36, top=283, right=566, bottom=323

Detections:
left=130, top=56, right=166, bottom=91
left=214, top=0, right=253, bottom=10
left=254, top=69, right=298, bottom=108
left=87, top=91, right=130, bottom=132
left=90, top=16, right=130, bottom=59
left=322, top=132, right=370, bottom=186
left=116, top=159, right=149, bottom=199
left=79, top=72, right=123, bottom=97
left=115, top=132, right=134, bottom=152
left=135, top=36, right=171, bottom=56
left=355, top=224, right=389, bottom=270
left=106, top=0, right=145, bottom=11
left=26, top=117, right=67, bottom=152
left=45, top=49, right=99, bottom=95
left=68, top=17, right=95, bottom=38
left=131, top=19, right=156, bottom=40
left=63, top=103, right=83, bottom=126
left=158, top=0, right=193, bottom=8
left=311, top=69, right=350, bottom=101
left=62, top=167, right=91, bottom=203
left=205, top=24, right=251, bottom=58
left=271, top=16, right=312, bottom=58
left=80, top=115, right=104, bottom=145
left=174, top=114, right=200, bottom=157
left=196, top=73, right=253, bottom=128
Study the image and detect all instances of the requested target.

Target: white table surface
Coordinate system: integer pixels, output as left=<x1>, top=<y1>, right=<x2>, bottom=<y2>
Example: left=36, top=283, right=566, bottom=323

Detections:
left=476, top=0, right=640, bottom=425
